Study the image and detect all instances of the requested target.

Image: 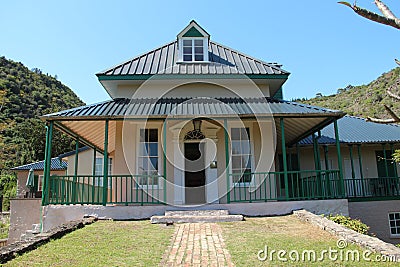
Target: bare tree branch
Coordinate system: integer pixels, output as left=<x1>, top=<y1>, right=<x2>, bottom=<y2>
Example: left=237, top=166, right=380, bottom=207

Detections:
left=366, top=117, right=397, bottom=123
left=396, top=59, right=400, bottom=66
left=384, top=104, right=400, bottom=122
left=338, top=2, right=400, bottom=30
left=387, top=89, right=400, bottom=101
left=374, top=0, right=397, bottom=20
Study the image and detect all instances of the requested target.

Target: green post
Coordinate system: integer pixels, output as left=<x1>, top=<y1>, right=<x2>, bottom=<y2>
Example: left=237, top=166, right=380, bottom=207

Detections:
left=334, top=120, right=344, bottom=197
left=72, top=138, right=79, bottom=204
left=41, top=121, right=53, bottom=206
left=382, top=144, right=389, bottom=177
left=390, top=144, right=398, bottom=177
left=280, top=118, right=289, bottom=200
left=224, top=119, right=230, bottom=203
left=357, top=144, right=365, bottom=196
left=323, top=145, right=331, bottom=196
left=102, top=120, right=109, bottom=206
left=92, top=147, right=96, bottom=203
left=349, top=145, right=356, bottom=196
left=312, top=133, right=322, bottom=196
left=163, top=119, right=167, bottom=204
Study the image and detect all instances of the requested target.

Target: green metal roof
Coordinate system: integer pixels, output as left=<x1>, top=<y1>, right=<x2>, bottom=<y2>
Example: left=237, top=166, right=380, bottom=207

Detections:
left=300, top=116, right=400, bottom=145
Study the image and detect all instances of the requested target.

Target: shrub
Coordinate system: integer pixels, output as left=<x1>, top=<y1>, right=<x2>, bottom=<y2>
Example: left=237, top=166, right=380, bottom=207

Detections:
left=327, top=215, right=369, bottom=235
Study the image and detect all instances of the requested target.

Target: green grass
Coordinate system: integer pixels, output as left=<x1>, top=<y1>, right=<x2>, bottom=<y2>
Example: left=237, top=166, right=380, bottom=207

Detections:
left=5, top=220, right=174, bottom=267
left=220, top=215, right=399, bottom=266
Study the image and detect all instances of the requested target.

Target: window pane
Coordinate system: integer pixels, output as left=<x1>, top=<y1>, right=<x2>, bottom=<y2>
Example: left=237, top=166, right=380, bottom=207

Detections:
left=194, top=39, right=203, bottom=46
left=391, top=228, right=396, bottom=234
left=395, top=213, right=400, bottom=220
left=231, top=141, right=241, bottom=154
left=194, top=47, right=203, bottom=54
left=194, top=55, right=203, bottom=61
left=390, top=213, right=395, bottom=220
left=149, top=129, right=158, bottom=142
left=183, top=55, right=192, bottom=61
left=183, top=47, right=192, bottom=54
left=241, top=128, right=250, bottom=140
left=231, top=128, right=240, bottom=140
left=140, top=129, right=145, bottom=142
left=241, top=141, right=251, bottom=154
left=183, top=40, right=192, bottom=46
left=232, top=156, right=241, bottom=169
left=150, top=157, right=158, bottom=171
left=148, top=143, right=158, bottom=156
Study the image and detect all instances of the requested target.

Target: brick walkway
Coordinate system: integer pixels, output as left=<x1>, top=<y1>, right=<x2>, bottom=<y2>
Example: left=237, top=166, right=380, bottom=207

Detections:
left=161, top=223, right=234, bottom=267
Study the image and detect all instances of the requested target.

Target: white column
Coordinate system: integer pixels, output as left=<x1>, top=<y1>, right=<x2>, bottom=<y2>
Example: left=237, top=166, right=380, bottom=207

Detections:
left=171, top=129, right=185, bottom=205
left=204, top=127, right=220, bottom=204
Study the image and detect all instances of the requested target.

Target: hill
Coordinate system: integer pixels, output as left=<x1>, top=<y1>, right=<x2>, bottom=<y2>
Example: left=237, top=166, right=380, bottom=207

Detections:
left=298, top=67, right=400, bottom=119
left=0, top=56, right=85, bottom=170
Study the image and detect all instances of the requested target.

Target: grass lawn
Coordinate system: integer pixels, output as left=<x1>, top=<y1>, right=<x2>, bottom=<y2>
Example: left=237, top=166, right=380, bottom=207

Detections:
left=220, top=215, right=399, bottom=267
left=5, top=220, right=174, bottom=267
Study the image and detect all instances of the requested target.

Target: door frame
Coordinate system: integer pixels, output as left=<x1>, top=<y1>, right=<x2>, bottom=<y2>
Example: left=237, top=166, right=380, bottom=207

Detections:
left=184, top=141, right=206, bottom=204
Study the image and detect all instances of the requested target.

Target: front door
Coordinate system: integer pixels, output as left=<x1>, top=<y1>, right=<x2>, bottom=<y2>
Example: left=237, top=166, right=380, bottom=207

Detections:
left=185, top=142, right=206, bottom=204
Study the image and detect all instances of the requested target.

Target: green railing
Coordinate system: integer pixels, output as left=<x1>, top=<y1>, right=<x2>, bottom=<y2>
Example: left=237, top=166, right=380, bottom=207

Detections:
left=228, top=170, right=342, bottom=202
left=46, top=174, right=164, bottom=205
left=344, top=177, right=400, bottom=198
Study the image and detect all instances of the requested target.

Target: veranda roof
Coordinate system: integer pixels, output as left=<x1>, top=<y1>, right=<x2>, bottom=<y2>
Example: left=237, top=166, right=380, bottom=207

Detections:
left=11, top=158, right=67, bottom=171
left=42, top=97, right=344, bottom=152
left=300, top=116, right=400, bottom=145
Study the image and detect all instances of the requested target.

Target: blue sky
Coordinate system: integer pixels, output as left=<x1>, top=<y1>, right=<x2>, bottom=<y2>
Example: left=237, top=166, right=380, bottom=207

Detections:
left=1, top=0, right=399, bottom=104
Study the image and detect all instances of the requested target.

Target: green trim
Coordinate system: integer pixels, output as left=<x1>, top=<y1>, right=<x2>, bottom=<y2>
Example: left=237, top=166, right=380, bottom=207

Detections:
left=390, top=144, right=398, bottom=177
left=334, top=120, right=344, bottom=196
left=72, top=138, right=79, bottom=204
left=163, top=119, right=167, bottom=204
left=102, top=120, right=109, bottom=206
left=272, top=87, right=283, bottom=100
left=348, top=144, right=357, bottom=197
left=182, top=26, right=204, bottom=37
left=97, top=74, right=289, bottom=81
left=224, top=119, right=230, bottom=203
left=280, top=118, right=289, bottom=200
left=41, top=122, right=53, bottom=206
left=382, top=144, right=389, bottom=177
left=357, top=144, right=365, bottom=196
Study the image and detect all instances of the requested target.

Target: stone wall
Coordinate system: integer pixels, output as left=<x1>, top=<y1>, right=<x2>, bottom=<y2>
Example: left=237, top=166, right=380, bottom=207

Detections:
left=8, top=199, right=41, bottom=244
left=348, top=200, right=400, bottom=244
left=42, top=199, right=348, bottom=231
left=294, top=209, right=400, bottom=260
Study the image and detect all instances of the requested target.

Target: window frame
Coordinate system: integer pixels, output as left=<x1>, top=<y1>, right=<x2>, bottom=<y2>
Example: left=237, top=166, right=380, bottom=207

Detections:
left=178, top=37, right=209, bottom=63
left=136, top=127, right=162, bottom=189
left=94, top=157, right=113, bottom=187
left=388, top=212, right=400, bottom=238
left=229, top=125, right=255, bottom=187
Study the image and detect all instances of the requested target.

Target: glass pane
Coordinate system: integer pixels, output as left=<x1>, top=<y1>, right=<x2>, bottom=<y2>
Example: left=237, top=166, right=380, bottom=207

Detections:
left=231, top=141, right=241, bottom=155
left=194, top=39, right=203, bottom=46
left=396, top=213, right=400, bottom=220
left=232, top=156, right=241, bottom=169
left=231, top=128, right=240, bottom=140
left=241, top=128, right=250, bottom=140
left=149, top=129, right=158, bottom=142
left=183, top=40, right=192, bottom=46
left=194, top=47, right=203, bottom=54
left=391, top=221, right=396, bottom=227
left=390, top=213, right=395, bottom=220
left=194, top=55, right=203, bottom=61
left=183, top=55, right=192, bottom=61
left=241, top=141, right=251, bottom=154
left=183, top=47, right=192, bottom=54
left=150, top=157, right=158, bottom=171
left=148, top=143, right=158, bottom=156
left=391, top=228, right=396, bottom=234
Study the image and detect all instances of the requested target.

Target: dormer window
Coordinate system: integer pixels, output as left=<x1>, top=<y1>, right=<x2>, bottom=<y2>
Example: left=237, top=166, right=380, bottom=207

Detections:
left=177, top=20, right=210, bottom=63
left=183, top=39, right=204, bottom=62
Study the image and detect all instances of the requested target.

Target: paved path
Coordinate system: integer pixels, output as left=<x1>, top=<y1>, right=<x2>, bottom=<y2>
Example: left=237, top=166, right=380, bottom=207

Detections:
left=161, top=223, right=234, bottom=267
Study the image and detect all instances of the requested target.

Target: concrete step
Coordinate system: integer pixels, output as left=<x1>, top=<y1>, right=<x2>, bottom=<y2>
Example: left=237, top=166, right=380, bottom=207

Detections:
left=151, top=214, right=243, bottom=224
left=164, top=210, right=229, bottom=217
left=32, top=224, right=41, bottom=234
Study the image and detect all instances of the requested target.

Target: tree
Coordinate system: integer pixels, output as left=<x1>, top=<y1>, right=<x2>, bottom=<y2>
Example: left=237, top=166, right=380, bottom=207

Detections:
left=339, top=0, right=400, bottom=123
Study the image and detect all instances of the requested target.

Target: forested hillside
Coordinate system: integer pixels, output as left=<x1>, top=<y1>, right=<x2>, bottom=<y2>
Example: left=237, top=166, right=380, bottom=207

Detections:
left=298, top=67, right=400, bottom=119
left=0, top=56, right=85, bottom=209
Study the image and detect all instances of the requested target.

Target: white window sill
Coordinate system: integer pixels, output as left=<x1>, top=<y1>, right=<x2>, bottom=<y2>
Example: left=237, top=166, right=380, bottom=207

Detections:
left=176, top=61, right=210, bottom=64
left=390, top=234, right=400, bottom=239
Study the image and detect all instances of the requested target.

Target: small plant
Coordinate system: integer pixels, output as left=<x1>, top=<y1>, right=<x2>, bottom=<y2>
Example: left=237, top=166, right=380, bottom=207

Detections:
left=396, top=244, right=400, bottom=248
left=0, top=216, right=10, bottom=239
left=327, top=214, right=369, bottom=235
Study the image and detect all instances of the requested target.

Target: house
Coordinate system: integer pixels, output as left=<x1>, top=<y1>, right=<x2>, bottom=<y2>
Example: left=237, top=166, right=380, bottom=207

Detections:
left=11, top=158, right=67, bottom=198
left=35, top=21, right=400, bottom=243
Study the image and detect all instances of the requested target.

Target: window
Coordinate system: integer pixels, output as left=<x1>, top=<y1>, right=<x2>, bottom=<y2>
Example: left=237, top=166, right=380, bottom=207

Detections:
left=138, top=129, right=159, bottom=186
left=95, top=158, right=112, bottom=176
left=231, top=127, right=252, bottom=184
left=388, top=212, right=400, bottom=237
left=38, top=175, right=44, bottom=191
left=94, top=158, right=112, bottom=186
left=182, top=39, right=205, bottom=62
left=376, top=150, right=397, bottom=178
